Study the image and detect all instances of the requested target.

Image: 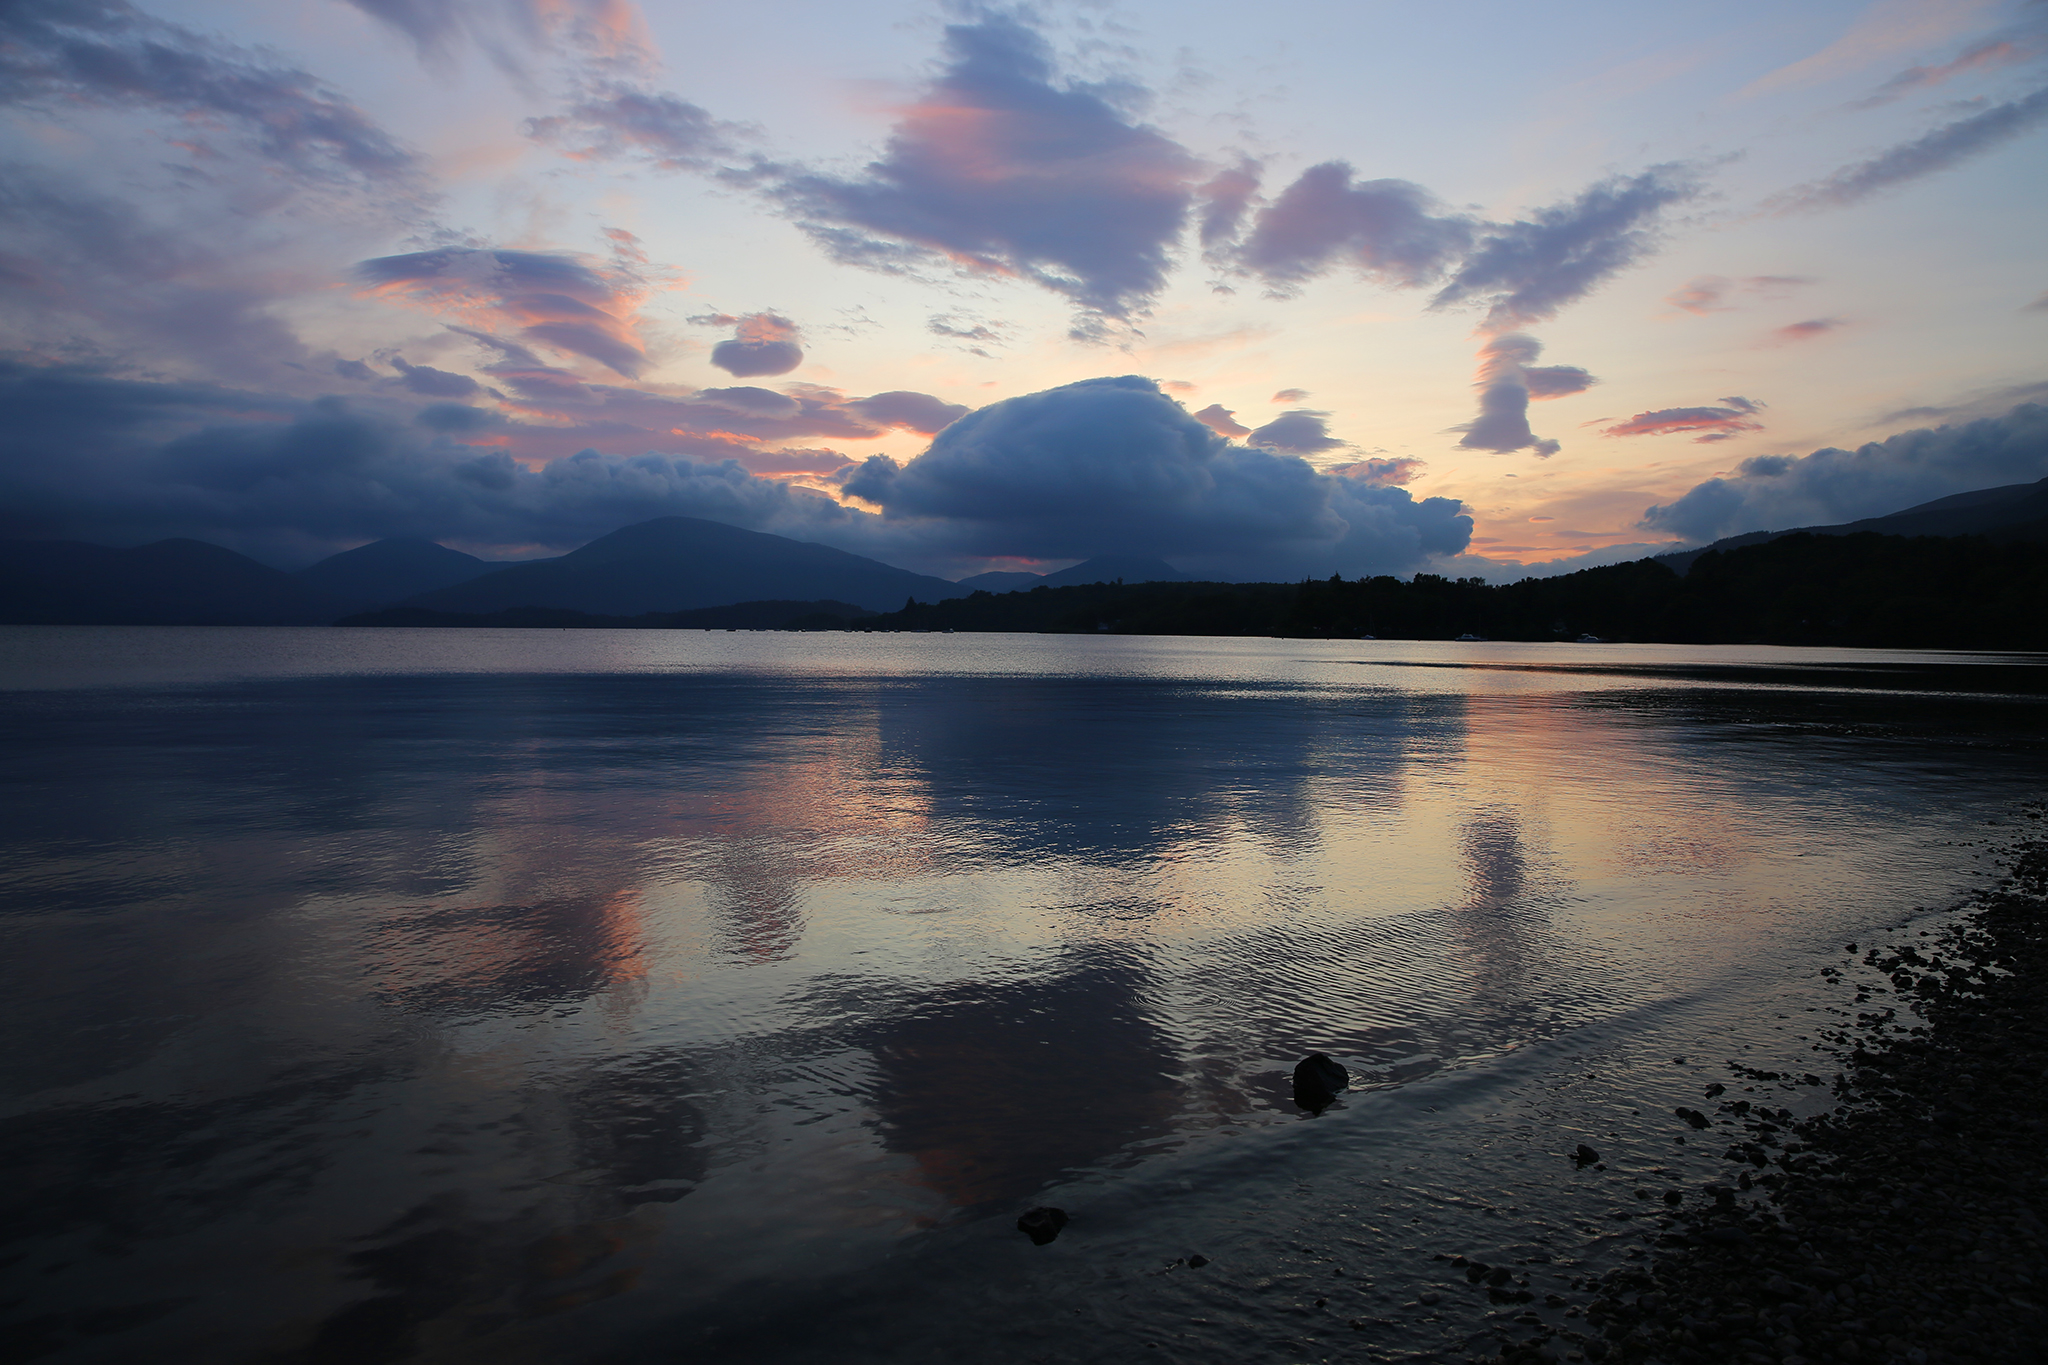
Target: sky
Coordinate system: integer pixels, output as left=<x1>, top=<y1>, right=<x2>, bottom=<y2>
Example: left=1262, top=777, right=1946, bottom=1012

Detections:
left=2, top=0, right=2045, bottom=580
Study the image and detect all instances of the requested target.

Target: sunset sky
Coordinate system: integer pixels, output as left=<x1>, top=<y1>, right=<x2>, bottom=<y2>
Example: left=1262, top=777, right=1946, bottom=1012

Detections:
left=3, top=0, right=2045, bottom=579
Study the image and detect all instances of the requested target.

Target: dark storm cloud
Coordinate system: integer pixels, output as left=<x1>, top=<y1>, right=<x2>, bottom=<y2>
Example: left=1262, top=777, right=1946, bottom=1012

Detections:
left=1247, top=409, right=1345, bottom=454
left=1454, top=334, right=1594, bottom=457
left=0, top=358, right=875, bottom=557
left=1430, top=168, right=1698, bottom=330
left=1605, top=395, right=1764, bottom=443
left=762, top=14, right=1202, bottom=326
left=0, top=361, right=1468, bottom=578
left=1640, top=403, right=2048, bottom=544
left=356, top=247, right=650, bottom=377
left=1231, top=163, right=1473, bottom=294
left=0, top=0, right=417, bottom=184
left=1772, top=84, right=2048, bottom=212
left=708, top=313, right=803, bottom=378
left=840, top=375, right=1470, bottom=577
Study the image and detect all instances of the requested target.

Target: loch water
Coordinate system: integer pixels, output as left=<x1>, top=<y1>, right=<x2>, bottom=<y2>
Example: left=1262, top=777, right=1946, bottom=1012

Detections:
left=2, top=628, right=2043, bottom=1364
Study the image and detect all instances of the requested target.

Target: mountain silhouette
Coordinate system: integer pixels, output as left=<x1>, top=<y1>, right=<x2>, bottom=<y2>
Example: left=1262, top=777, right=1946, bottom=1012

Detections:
left=956, top=570, right=1048, bottom=592
left=399, top=516, right=967, bottom=615
left=1656, top=475, right=2048, bottom=573
left=1038, top=556, right=1186, bottom=587
left=295, top=538, right=512, bottom=614
left=0, top=538, right=343, bottom=625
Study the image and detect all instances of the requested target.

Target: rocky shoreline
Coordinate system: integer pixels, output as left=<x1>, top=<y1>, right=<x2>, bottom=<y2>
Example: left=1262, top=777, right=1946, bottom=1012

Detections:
left=1473, top=810, right=2048, bottom=1365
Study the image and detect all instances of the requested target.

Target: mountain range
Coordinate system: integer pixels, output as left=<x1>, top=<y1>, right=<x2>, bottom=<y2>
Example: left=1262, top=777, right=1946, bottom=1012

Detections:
left=1, top=476, right=2040, bottom=626
left=1652, top=476, right=2048, bottom=573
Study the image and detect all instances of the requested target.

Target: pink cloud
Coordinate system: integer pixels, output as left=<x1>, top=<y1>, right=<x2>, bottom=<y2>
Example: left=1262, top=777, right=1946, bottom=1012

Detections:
left=1768, top=317, right=1846, bottom=344
left=1604, top=395, right=1765, bottom=443
left=1667, top=274, right=1815, bottom=314
left=1271, top=387, right=1308, bottom=402
left=1192, top=403, right=1251, bottom=438
left=357, top=246, right=656, bottom=377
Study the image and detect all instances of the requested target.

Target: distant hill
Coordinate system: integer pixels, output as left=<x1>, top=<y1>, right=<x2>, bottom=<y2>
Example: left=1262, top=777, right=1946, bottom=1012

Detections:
left=857, top=531, right=2048, bottom=650
left=340, top=599, right=876, bottom=630
left=1656, top=476, right=2048, bottom=573
left=955, top=570, right=1046, bottom=591
left=295, top=538, right=510, bottom=613
left=400, top=516, right=967, bottom=615
left=1038, top=556, right=1187, bottom=587
left=0, top=538, right=344, bottom=625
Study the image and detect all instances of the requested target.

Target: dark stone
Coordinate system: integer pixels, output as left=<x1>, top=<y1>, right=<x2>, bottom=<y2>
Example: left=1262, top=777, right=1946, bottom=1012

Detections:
left=1575, top=1143, right=1602, bottom=1167
left=1016, top=1207, right=1069, bottom=1245
left=1187, top=1254, right=1209, bottom=1268
left=1292, top=1052, right=1350, bottom=1112
left=1675, top=1107, right=1713, bottom=1129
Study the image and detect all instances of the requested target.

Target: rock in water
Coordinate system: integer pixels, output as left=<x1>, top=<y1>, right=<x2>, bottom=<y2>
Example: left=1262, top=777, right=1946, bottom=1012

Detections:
left=1573, top=1143, right=1601, bottom=1167
left=1016, top=1206, right=1069, bottom=1245
left=1292, top=1052, right=1349, bottom=1112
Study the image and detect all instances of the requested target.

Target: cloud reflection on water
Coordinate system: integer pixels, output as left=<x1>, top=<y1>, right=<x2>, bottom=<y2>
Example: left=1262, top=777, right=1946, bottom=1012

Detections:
left=1, top=635, right=2041, bottom=1362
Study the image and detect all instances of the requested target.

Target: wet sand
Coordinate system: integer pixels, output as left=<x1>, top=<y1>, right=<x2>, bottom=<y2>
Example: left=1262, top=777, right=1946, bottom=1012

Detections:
left=1533, top=814, right=2048, bottom=1365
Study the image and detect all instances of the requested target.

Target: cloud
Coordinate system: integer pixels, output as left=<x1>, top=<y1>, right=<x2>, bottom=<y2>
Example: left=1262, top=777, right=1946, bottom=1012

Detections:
left=0, top=357, right=901, bottom=563
left=1195, top=158, right=1261, bottom=250
left=1855, top=29, right=2048, bottom=108
left=392, top=357, right=481, bottom=397
left=1454, top=334, right=1594, bottom=457
left=0, top=0, right=418, bottom=186
left=1772, top=83, right=2048, bottom=212
left=1231, top=163, right=1473, bottom=295
left=1640, top=402, right=2048, bottom=543
left=1604, top=395, right=1764, bottom=443
left=1192, top=404, right=1250, bottom=438
left=1271, top=388, right=1308, bottom=403
left=1431, top=167, right=1699, bottom=330
left=526, top=83, right=734, bottom=171
left=1666, top=274, right=1816, bottom=315
left=1876, top=379, right=2048, bottom=425
left=343, top=0, right=654, bottom=70
left=2028, top=291, right=2048, bottom=313
left=0, top=164, right=371, bottom=386
left=838, top=375, right=1470, bottom=577
left=842, top=390, right=969, bottom=435
left=1768, top=318, right=1845, bottom=344
left=0, top=362, right=1469, bottom=578
left=356, top=246, right=653, bottom=377
left=1247, top=409, right=1345, bottom=454
left=928, top=313, right=1005, bottom=353
left=708, top=312, right=803, bottom=378
left=1325, top=457, right=1424, bottom=486
left=763, top=14, right=1201, bottom=326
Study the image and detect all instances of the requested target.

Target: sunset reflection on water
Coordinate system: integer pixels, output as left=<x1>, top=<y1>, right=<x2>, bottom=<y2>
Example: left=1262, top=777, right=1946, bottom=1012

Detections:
left=1, top=629, right=2041, bottom=1363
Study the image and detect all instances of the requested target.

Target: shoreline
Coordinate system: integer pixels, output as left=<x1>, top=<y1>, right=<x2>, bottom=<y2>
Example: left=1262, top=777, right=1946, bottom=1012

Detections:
left=1491, top=812, right=2048, bottom=1365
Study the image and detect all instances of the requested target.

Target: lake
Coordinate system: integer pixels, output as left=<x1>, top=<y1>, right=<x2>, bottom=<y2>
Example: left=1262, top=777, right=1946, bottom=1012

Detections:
left=2, top=628, right=2042, bottom=1364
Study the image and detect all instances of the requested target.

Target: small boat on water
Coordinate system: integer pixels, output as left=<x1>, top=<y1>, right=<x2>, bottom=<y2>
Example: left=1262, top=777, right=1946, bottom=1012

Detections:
left=1454, top=632, right=1485, bottom=642
left=1576, top=633, right=1606, bottom=643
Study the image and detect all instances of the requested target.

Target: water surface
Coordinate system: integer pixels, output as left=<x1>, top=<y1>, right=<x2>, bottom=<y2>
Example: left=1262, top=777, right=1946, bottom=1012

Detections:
left=2, top=628, right=2041, bottom=1363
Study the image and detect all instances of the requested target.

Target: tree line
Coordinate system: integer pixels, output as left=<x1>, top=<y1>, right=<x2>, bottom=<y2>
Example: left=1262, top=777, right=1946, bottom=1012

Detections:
left=854, top=532, right=2048, bottom=650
